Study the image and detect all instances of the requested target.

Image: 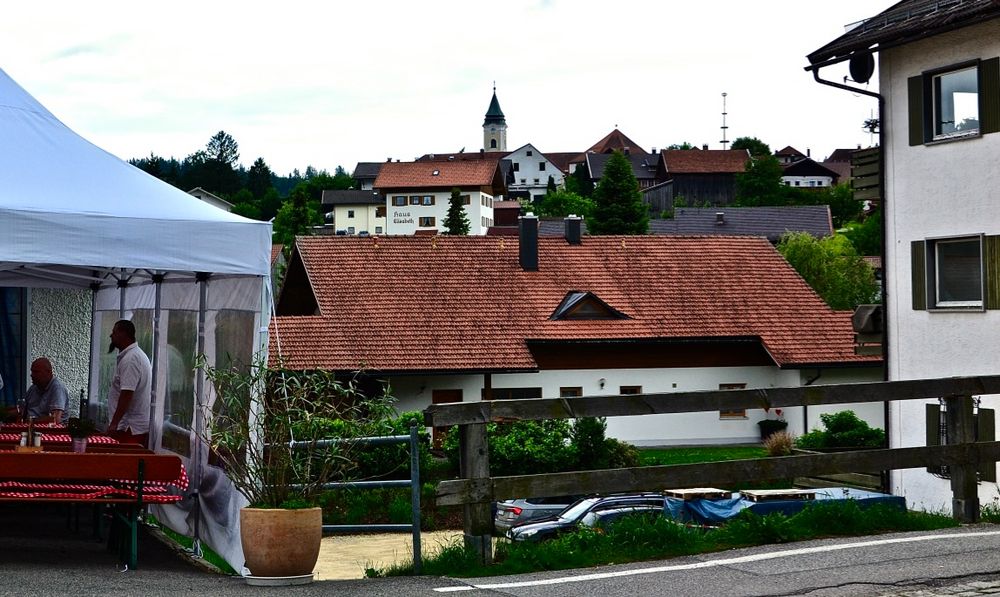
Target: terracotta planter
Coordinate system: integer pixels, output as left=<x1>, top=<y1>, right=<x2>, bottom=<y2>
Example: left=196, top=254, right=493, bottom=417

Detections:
left=240, top=507, right=322, bottom=578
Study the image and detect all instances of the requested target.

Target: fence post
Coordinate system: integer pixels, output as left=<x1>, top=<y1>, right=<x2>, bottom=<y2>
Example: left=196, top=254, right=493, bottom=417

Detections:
left=945, top=394, right=979, bottom=523
left=410, top=424, right=422, bottom=574
left=459, top=422, right=492, bottom=564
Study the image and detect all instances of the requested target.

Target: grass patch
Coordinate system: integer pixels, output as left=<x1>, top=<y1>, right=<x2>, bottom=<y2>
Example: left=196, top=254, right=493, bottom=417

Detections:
left=638, top=445, right=767, bottom=466
left=368, top=501, right=960, bottom=578
left=149, top=519, right=238, bottom=575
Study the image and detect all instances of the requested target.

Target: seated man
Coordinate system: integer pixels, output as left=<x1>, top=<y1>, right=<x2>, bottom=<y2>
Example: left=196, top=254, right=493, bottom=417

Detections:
left=24, top=357, right=69, bottom=424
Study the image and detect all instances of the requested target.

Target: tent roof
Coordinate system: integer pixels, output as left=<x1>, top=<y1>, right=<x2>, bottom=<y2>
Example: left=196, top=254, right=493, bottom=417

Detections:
left=0, top=68, right=272, bottom=287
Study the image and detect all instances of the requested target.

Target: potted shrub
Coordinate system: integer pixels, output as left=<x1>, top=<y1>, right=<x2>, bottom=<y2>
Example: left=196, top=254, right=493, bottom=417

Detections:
left=758, top=408, right=788, bottom=441
left=66, top=417, right=97, bottom=453
left=202, top=357, right=395, bottom=580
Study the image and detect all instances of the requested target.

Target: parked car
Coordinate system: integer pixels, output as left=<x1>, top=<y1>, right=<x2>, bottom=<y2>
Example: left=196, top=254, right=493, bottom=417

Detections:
left=507, top=493, right=666, bottom=542
left=494, top=496, right=583, bottom=533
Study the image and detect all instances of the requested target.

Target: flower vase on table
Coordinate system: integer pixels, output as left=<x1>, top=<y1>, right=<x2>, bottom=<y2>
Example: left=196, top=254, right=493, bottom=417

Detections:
left=66, top=417, right=97, bottom=453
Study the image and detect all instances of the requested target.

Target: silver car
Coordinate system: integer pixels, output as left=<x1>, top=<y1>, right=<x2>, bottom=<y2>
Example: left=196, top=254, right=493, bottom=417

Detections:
left=494, top=496, right=583, bottom=533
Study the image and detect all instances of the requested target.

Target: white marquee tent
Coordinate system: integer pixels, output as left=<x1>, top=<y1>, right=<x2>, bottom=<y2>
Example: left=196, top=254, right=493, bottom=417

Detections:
left=0, top=67, right=272, bottom=570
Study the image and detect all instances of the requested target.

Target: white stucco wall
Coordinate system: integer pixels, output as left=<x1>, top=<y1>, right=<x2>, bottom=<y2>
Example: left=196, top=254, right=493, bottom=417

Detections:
left=385, top=190, right=494, bottom=235
left=390, top=364, right=883, bottom=446
left=333, top=204, right=386, bottom=235
left=880, top=19, right=1000, bottom=510
left=506, top=144, right=564, bottom=198
left=28, top=288, right=91, bottom=417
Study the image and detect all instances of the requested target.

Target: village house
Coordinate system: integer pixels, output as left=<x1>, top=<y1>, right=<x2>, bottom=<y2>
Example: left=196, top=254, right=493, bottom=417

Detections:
left=320, top=189, right=385, bottom=235
left=374, top=160, right=507, bottom=235
left=808, top=0, right=1000, bottom=510
left=272, top=218, right=882, bottom=447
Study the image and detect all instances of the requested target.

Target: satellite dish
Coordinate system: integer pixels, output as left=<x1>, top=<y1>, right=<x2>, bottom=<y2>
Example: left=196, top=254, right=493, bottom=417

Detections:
left=849, top=52, right=875, bottom=84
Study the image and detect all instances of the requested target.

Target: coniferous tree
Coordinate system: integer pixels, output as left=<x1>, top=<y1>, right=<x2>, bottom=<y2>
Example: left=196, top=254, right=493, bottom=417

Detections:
left=442, top=187, right=471, bottom=235
left=588, top=151, right=648, bottom=235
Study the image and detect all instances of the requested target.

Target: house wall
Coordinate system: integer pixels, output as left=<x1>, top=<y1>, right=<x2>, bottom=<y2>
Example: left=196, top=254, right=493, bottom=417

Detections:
left=671, top=174, right=737, bottom=207
left=333, top=204, right=386, bottom=235
left=390, top=364, right=883, bottom=446
left=880, top=18, right=1000, bottom=510
left=781, top=176, right=832, bottom=188
left=385, top=190, right=494, bottom=235
left=507, top=145, right=563, bottom=202
left=28, top=288, right=91, bottom=417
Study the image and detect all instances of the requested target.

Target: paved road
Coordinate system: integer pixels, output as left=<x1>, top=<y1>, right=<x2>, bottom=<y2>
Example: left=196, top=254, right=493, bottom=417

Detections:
left=5, top=502, right=1000, bottom=596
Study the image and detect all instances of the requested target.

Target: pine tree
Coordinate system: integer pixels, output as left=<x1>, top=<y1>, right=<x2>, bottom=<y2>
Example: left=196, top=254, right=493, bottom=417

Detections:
left=588, top=151, right=648, bottom=235
left=442, top=187, right=471, bottom=235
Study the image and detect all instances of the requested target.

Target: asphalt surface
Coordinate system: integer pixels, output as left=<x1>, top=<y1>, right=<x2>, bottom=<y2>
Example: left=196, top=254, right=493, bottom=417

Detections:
left=4, top=502, right=1000, bottom=596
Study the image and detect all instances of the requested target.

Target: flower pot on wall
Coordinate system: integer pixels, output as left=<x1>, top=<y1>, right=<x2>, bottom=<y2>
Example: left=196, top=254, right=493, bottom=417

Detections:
left=758, top=419, right=788, bottom=441
left=240, top=507, right=322, bottom=579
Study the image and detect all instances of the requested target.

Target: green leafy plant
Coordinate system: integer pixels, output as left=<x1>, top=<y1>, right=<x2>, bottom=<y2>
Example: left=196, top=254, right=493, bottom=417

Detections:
left=66, top=417, right=97, bottom=439
left=201, top=356, right=396, bottom=508
left=795, top=410, right=886, bottom=449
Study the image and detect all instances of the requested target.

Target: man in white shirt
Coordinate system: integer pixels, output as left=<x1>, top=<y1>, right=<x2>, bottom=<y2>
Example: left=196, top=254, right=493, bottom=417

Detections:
left=107, top=319, right=152, bottom=447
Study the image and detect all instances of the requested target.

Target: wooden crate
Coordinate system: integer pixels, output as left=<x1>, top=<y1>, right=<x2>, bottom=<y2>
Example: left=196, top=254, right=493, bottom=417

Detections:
left=740, top=489, right=815, bottom=502
left=663, top=488, right=730, bottom=501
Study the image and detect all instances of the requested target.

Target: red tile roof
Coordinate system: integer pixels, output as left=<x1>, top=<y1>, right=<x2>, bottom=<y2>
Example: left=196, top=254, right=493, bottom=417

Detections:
left=270, top=245, right=283, bottom=265
left=661, top=149, right=749, bottom=174
left=587, top=129, right=648, bottom=155
left=374, top=160, right=500, bottom=190
left=271, top=235, right=879, bottom=372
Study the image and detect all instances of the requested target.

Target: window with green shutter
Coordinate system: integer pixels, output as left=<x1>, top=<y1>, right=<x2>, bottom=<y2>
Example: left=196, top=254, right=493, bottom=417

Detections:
left=908, top=57, right=1000, bottom=146
left=912, top=235, right=1000, bottom=310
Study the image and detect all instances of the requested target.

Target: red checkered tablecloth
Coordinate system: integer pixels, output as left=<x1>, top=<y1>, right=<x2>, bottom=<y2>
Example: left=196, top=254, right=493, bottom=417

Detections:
left=0, top=433, right=118, bottom=445
left=0, top=463, right=188, bottom=503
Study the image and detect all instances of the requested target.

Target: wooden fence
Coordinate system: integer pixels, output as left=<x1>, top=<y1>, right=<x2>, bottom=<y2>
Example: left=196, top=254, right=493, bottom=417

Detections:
left=423, top=375, right=1000, bottom=563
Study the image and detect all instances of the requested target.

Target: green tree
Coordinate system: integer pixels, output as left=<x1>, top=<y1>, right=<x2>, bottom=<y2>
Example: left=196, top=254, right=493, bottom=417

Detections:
left=564, top=163, right=594, bottom=198
left=589, top=150, right=648, bottom=235
left=206, top=130, right=240, bottom=166
left=442, top=187, right=470, bottom=235
left=536, top=190, right=594, bottom=219
left=545, top=175, right=557, bottom=195
left=778, top=232, right=879, bottom=310
left=247, top=157, right=274, bottom=200
left=666, top=142, right=695, bottom=150
left=730, top=136, right=771, bottom=158
left=735, top=154, right=785, bottom=206
left=843, top=210, right=882, bottom=256
left=259, top=188, right=283, bottom=222
left=825, top=183, right=864, bottom=229
left=272, top=187, right=321, bottom=246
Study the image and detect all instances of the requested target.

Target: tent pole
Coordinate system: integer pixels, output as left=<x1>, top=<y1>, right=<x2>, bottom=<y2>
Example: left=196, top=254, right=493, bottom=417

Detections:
left=117, top=273, right=127, bottom=319
left=87, top=282, right=101, bottom=421
left=191, top=272, right=209, bottom=556
left=148, top=273, right=164, bottom=451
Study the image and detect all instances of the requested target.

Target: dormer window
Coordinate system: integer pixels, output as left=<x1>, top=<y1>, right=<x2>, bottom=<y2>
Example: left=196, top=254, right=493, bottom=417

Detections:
left=550, top=291, right=629, bottom=320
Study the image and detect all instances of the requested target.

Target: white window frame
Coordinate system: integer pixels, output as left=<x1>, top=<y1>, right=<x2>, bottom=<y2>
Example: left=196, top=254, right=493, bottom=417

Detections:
left=929, top=235, right=984, bottom=309
left=932, top=65, right=979, bottom=140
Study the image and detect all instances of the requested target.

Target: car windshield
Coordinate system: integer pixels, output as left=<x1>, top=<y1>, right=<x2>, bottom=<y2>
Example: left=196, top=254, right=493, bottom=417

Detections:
left=558, top=497, right=602, bottom=521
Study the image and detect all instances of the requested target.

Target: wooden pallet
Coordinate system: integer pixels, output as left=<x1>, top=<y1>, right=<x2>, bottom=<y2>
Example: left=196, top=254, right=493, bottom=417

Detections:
left=740, top=489, right=815, bottom=502
left=664, top=488, right=730, bottom=501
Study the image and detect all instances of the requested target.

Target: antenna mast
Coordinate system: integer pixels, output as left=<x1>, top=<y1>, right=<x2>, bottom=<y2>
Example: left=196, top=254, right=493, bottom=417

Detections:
left=720, top=92, right=729, bottom=149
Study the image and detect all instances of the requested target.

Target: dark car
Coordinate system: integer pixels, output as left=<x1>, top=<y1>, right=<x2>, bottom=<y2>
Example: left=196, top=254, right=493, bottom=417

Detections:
left=507, top=493, right=666, bottom=542
left=494, top=496, right=584, bottom=533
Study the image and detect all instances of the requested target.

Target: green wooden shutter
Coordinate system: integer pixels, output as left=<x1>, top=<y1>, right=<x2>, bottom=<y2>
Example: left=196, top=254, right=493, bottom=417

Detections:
left=980, top=57, right=1000, bottom=135
left=978, top=408, right=997, bottom=482
left=926, top=403, right=941, bottom=474
left=912, top=240, right=927, bottom=310
left=985, top=235, right=1000, bottom=310
left=908, top=75, right=925, bottom=146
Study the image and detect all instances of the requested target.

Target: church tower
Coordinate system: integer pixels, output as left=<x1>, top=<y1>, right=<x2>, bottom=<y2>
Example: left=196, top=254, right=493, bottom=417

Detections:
left=483, top=85, right=507, bottom=152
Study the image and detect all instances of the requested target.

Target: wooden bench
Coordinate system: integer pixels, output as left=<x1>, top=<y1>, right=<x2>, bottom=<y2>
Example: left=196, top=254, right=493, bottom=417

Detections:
left=0, top=452, right=184, bottom=568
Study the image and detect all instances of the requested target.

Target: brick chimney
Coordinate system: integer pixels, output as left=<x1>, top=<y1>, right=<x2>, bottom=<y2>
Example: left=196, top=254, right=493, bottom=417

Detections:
left=519, top=214, right=539, bottom=271
left=564, top=215, right=582, bottom=245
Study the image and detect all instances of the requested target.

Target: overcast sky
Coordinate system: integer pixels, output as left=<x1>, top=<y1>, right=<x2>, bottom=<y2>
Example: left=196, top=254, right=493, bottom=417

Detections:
left=0, top=1, right=894, bottom=177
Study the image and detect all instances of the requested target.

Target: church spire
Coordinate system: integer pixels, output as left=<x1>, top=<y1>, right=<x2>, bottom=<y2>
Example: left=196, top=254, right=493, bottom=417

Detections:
left=483, top=84, right=507, bottom=151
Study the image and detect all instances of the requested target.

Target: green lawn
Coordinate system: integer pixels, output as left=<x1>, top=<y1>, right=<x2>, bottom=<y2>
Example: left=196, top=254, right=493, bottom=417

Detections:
left=638, top=445, right=767, bottom=466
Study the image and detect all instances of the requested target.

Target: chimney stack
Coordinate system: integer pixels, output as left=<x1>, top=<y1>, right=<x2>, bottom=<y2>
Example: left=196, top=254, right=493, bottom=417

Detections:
left=519, top=214, right=539, bottom=271
left=703, top=143, right=709, bottom=150
left=564, top=215, right=582, bottom=245
left=807, top=148, right=811, bottom=158
left=715, top=212, right=725, bottom=225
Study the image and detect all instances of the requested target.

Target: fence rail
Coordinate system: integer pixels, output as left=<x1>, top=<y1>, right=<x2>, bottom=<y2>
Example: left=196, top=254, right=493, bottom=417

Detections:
left=423, top=376, right=1000, bottom=565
